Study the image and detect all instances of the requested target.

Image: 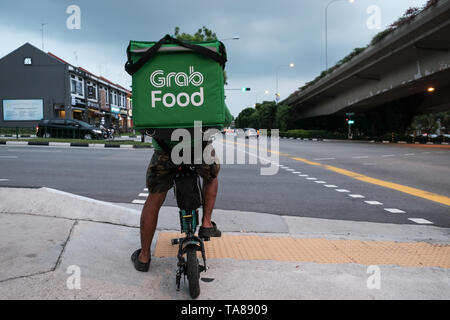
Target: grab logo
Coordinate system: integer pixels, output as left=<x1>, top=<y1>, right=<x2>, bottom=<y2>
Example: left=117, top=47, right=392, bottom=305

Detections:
left=150, top=66, right=204, bottom=108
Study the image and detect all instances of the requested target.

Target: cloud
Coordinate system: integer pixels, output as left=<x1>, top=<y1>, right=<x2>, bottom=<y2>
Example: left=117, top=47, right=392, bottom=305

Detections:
left=0, top=0, right=429, bottom=116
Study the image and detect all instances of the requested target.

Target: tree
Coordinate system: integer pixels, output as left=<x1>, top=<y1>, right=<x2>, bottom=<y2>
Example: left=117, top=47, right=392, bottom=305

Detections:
left=235, top=108, right=256, bottom=128
left=174, top=26, right=217, bottom=42
left=275, top=104, right=293, bottom=131
left=410, top=111, right=450, bottom=134
left=254, top=101, right=277, bottom=130
left=173, top=26, right=227, bottom=84
left=411, top=113, right=439, bottom=134
left=438, top=111, right=450, bottom=132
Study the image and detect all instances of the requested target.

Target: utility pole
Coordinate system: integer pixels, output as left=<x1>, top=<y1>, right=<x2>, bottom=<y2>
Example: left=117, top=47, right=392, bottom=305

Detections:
left=41, top=23, right=47, bottom=51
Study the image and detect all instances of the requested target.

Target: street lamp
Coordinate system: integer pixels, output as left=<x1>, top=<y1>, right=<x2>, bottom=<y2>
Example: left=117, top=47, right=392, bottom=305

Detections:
left=220, top=36, right=240, bottom=41
left=325, top=0, right=355, bottom=70
left=276, top=63, right=295, bottom=103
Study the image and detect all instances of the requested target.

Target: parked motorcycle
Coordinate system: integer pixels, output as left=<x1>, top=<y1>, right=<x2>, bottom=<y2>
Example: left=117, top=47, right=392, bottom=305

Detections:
left=100, top=125, right=114, bottom=140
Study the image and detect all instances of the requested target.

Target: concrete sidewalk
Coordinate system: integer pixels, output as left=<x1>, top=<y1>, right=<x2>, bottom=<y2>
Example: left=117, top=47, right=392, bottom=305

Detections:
left=0, top=187, right=449, bottom=300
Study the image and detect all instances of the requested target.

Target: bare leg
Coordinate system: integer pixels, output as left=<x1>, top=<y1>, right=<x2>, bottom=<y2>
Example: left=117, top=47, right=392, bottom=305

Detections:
left=138, top=191, right=167, bottom=263
left=202, top=178, right=218, bottom=228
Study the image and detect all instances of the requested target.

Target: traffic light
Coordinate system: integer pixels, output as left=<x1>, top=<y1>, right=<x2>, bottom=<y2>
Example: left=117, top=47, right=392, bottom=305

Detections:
left=241, top=87, right=251, bottom=91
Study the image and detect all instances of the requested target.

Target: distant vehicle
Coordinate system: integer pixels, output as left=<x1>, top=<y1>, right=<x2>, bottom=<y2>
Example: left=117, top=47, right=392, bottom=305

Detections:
left=244, top=128, right=259, bottom=139
left=36, top=119, right=104, bottom=140
left=235, top=128, right=245, bottom=138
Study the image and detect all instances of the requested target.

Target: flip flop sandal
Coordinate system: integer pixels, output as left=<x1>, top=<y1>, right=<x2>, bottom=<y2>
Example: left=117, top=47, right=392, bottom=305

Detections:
left=199, top=221, right=222, bottom=240
left=131, top=249, right=150, bottom=272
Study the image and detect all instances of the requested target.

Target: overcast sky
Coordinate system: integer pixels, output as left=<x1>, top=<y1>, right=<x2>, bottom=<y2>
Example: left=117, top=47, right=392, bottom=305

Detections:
left=0, top=0, right=427, bottom=116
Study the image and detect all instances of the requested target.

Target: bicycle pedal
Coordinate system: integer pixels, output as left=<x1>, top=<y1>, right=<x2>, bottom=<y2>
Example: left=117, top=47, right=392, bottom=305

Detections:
left=201, top=237, right=211, bottom=242
left=171, top=238, right=179, bottom=245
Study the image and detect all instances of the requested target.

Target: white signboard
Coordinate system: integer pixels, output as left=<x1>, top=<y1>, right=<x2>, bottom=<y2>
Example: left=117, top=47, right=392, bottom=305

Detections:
left=2, top=99, right=44, bottom=121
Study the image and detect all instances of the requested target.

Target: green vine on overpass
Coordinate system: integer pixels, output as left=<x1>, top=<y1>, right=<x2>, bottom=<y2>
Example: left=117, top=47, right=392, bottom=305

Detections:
left=292, top=0, right=441, bottom=96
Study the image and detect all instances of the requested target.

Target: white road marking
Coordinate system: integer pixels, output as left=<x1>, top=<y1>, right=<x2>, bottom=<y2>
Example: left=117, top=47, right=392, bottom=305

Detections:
left=352, top=156, right=369, bottom=159
left=306, top=177, right=317, bottom=180
left=132, top=199, right=146, bottom=204
left=144, top=188, right=148, bottom=191
left=0, top=179, right=9, bottom=182
left=404, top=153, right=415, bottom=156
left=408, top=218, right=433, bottom=225
left=292, top=171, right=301, bottom=174
left=138, top=193, right=149, bottom=197
left=335, top=189, right=350, bottom=193
left=349, top=194, right=365, bottom=198
left=384, top=208, right=406, bottom=214
left=0, top=156, right=18, bottom=159
left=382, top=155, right=395, bottom=157
left=325, top=185, right=338, bottom=188
left=286, top=169, right=295, bottom=172
left=314, top=181, right=326, bottom=184
left=365, top=201, right=383, bottom=205
left=299, top=174, right=308, bottom=177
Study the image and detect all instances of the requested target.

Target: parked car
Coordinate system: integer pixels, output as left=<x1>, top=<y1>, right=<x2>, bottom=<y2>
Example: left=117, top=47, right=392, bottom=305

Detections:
left=36, top=119, right=104, bottom=140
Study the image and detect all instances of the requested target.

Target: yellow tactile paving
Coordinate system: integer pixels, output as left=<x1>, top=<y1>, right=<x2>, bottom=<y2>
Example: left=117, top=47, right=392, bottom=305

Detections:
left=154, top=233, right=450, bottom=268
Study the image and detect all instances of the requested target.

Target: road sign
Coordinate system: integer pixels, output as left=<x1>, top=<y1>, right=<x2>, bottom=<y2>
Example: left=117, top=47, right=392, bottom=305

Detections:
left=275, top=93, right=280, bottom=102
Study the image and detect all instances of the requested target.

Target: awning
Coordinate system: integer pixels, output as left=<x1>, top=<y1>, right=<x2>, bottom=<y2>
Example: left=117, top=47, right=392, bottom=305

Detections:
left=88, top=108, right=102, bottom=114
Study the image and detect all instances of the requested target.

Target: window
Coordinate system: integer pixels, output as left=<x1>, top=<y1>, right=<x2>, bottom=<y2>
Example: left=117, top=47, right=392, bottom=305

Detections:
left=70, top=74, right=84, bottom=96
left=112, top=91, right=117, bottom=105
left=71, top=79, right=77, bottom=94
left=87, top=82, right=97, bottom=100
left=24, top=58, right=32, bottom=65
left=76, top=81, right=83, bottom=95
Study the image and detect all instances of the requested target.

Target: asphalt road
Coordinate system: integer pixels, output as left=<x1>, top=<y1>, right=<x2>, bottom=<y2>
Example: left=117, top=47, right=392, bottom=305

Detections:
left=0, top=138, right=449, bottom=227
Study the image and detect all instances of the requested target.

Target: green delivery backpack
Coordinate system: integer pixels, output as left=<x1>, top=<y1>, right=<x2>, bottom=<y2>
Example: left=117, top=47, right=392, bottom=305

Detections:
left=125, top=34, right=231, bottom=133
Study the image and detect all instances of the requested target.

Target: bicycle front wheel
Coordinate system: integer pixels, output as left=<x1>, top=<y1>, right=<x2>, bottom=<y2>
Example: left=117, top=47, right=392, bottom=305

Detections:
left=186, top=245, right=200, bottom=299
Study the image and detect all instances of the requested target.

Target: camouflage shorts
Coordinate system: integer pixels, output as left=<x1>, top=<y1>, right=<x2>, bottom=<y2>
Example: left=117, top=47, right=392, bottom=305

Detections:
left=146, top=149, right=220, bottom=194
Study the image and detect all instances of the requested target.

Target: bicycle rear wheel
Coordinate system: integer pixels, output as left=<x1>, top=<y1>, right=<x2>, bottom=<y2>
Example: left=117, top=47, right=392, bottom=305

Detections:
left=186, top=245, right=200, bottom=299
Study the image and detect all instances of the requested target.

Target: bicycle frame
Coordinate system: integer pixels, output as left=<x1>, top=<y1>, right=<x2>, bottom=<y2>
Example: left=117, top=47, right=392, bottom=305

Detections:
left=171, top=164, right=208, bottom=292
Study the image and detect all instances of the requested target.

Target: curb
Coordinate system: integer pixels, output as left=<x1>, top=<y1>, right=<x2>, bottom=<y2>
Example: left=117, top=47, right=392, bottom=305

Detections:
left=2, top=140, right=152, bottom=149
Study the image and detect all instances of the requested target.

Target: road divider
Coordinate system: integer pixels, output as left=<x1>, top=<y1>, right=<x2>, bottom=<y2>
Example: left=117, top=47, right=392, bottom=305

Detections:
left=1, top=140, right=152, bottom=149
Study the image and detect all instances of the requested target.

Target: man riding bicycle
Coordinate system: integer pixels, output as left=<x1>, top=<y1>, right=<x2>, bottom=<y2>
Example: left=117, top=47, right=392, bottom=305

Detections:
left=131, top=131, right=230, bottom=272
left=125, top=33, right=231, bottom=272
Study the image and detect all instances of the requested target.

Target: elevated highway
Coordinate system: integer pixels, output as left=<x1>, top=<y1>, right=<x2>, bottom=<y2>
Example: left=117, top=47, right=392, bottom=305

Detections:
left=284, top=0, right=450, bottom=121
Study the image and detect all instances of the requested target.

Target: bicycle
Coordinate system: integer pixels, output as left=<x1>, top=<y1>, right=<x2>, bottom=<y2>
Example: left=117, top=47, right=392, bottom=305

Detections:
left=147, top=130, right=213, bottom=299
left=170, top=163, right=209, bottom=299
